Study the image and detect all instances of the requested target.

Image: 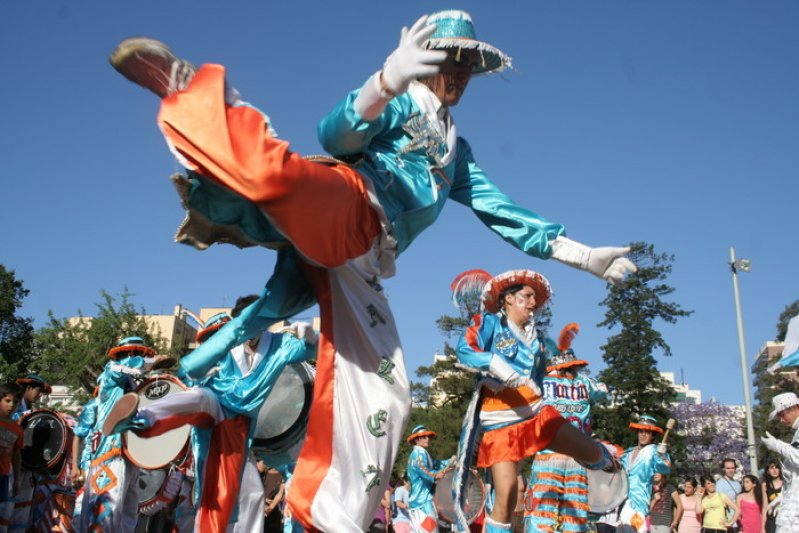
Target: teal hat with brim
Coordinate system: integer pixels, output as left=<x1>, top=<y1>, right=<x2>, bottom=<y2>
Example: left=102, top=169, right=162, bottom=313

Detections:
left=424, top=10, right=511, bottom=74
left=108, top=336, right=156, bottom=359
left=16, top=373, right=52, bottom=394
left=196, top=312, right=232, bottom=343
left=407, top=424, right=436, bottom=443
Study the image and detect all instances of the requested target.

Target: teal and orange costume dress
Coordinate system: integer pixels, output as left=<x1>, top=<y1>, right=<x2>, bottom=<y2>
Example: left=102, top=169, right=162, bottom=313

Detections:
left=523, top=324, right=608, bottom=533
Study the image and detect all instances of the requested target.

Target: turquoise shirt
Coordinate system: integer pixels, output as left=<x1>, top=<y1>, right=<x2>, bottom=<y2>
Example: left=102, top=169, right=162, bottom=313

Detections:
left=620, top=443, right=672, bottom=515
left=318, top=86, right=565, bottom=257
left=407, top=445, right=449, bottom=513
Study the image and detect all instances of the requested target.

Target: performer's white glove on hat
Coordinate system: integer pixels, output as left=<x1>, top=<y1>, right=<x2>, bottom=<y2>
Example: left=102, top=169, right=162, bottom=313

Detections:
left=488, top=354, right=540, bottom=395
left=354, top=15, right=447, bottom=120
left=656, top=443, right=668, bottom=455
left=550, top=236, right=637, bottom=286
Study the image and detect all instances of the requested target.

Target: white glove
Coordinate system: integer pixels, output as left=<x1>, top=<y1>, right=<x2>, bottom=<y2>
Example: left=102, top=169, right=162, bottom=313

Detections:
left=488, top=354, right=539, bottom=393
left=657, top=443, right=668, bottom=455
left=550, top=236, right=637, bottom=286
left=382, top=15, right=447, bottom=96
left=291, top=321, right=318, bottom=345
left=762, top=431, right=782, bottom=452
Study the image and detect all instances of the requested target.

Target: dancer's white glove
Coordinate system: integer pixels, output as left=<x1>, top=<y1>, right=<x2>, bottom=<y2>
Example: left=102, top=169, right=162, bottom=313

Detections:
left=354, top=15, right=446, bottom=120
left=762, top=432, right=782, bottom=452
left=550, top=236, right=637, bottom=286
left=657, top=443, right=668, bottom=455
left=488, top=354, right=539, bottom=394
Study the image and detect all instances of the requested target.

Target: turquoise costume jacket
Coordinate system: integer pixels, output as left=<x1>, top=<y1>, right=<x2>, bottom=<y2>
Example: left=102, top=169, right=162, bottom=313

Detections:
left=620, top=444, right=671, bottom=515
left=92, top=356, right=147, bottom=459
left=318, top=83, right=564, bottom=257
left=457, top=313, right=553, bottom=391
left=407, top=445, right=449, bottom=513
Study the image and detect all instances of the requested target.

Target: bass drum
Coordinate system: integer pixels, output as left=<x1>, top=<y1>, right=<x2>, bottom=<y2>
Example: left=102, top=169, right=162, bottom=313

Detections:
left=123, top=374, right=191, bottom=470
left=251, top=363, right=314, bottom=468
left=137, top=467, right=184, bottom=516
left=586, top=466, right=628, bottom=515
left=20, top=410, right=72, bottom=475
left=434, top=469, right=486, bottom=525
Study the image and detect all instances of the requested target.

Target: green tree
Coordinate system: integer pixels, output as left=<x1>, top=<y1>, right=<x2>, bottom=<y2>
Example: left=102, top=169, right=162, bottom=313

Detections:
left=776, top=300, right=799, bottom=342
left=592, top=242, right=692, bottom=452
left=0, top=265, right=35, bottom=379
left=34, top=289, right=170, bottom=403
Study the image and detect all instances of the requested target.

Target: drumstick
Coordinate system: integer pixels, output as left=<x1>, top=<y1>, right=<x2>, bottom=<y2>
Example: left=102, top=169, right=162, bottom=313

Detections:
left=660, top=418, right=676, bottom=445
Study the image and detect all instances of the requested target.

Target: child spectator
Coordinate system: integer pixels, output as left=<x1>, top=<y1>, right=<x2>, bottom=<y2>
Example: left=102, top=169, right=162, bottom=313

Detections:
left=0, top=382, right=23, bottom=532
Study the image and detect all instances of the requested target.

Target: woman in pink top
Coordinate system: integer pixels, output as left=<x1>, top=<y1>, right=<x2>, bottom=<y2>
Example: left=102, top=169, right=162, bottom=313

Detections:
left=729, top=474, right=765, bottom=533
left=677, top=478, right=702, bottom=533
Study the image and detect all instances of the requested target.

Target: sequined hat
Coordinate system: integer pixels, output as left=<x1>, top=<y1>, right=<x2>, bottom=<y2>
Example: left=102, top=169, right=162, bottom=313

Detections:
left=424, top=10, right=511, bottom=74
left=769, top=392, right=799, bottom=421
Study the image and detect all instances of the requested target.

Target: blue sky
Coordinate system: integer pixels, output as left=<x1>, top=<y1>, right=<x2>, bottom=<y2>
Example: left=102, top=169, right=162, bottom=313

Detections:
left=1, top=1, right=797, bottom=406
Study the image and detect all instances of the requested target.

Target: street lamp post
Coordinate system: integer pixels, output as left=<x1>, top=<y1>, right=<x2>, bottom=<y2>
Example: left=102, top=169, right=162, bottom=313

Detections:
left=730, top=247, right=758, bottom=474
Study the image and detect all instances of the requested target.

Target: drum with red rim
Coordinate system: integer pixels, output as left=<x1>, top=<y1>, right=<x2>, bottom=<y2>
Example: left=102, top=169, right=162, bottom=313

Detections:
left=123, top=374, right=191, bottom=470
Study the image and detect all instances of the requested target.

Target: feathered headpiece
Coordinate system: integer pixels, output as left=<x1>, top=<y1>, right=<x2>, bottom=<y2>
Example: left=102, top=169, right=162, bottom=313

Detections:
left=546, top=323, right=589, bottom=372
left=450, top=269, right=492, bottom=312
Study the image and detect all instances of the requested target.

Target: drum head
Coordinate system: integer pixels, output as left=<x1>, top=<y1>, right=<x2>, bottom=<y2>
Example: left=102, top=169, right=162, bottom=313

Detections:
left=124, top=375, right=191, bottom=470
left=434, top=469, right=486, bottom=525
left=586, top=467, right=628, bottom=514
left=21, top=410, right=67, bottom=471
left=252, top=363, right=313, bottom=448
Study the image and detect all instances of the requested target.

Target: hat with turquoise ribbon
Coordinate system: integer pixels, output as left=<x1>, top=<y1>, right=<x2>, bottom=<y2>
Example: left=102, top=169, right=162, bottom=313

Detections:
left=108, top=336, right=156, bottom=359
left=424, top=10, right=511, bottom=74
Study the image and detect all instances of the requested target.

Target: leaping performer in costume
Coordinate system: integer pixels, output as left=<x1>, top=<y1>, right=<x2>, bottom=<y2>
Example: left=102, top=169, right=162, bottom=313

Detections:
left=617, top=415, right=671, bottom=533
left=103, top=295, right=317, bottom=533
left=405, top=425, right=452, bottom=532
left=523, top=323, right=608, bottom=533
left=108, top=9, right=636, bottom=531
left=451, top=269, right=620, bottom=533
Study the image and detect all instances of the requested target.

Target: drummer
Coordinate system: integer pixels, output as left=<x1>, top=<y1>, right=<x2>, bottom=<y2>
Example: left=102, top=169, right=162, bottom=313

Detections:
left=103, top=294, right=317, bottom=532
left=617, top=414, right=671, bottom=533
left=76, top=336, right=167, bottom=532
left=453, top=269, right=620, bottom=533
left=405, top=425, right=451, bottom=532
left=523, top=324, right=609, bottom=533
left=12, top=374, right=51, bottom=421
left=9, top=374, right=52, bottom=533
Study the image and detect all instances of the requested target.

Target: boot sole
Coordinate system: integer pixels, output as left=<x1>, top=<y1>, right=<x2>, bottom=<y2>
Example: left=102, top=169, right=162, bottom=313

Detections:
left=102, top=392, right=140, bottom=435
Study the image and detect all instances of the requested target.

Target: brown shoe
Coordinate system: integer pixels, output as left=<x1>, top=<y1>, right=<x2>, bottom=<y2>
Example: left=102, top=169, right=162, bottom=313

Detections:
left=102, top=392, right=140, bottom=435
left=109, top=37, right=196, bottom=97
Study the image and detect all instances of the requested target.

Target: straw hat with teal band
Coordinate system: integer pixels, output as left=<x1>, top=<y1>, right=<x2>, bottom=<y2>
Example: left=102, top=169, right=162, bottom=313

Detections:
left=423, top=10, right=511, bottom=74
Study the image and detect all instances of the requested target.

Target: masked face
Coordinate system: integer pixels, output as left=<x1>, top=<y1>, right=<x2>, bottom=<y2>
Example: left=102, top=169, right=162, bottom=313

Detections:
left=503, top=285, right=537, bottom=328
